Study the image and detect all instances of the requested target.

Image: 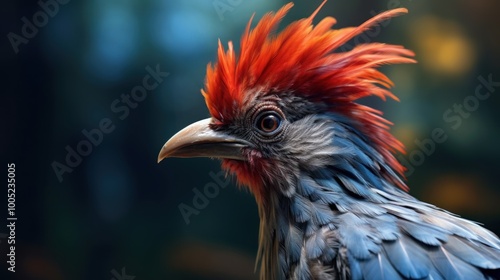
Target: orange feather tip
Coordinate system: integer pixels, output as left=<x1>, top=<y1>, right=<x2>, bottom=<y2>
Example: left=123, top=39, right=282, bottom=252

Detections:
left=203, top=2, right=414, bottom=118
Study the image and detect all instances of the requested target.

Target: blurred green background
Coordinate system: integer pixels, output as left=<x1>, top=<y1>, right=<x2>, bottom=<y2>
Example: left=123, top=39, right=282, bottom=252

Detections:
left=2, top=0, right=500, bottom=279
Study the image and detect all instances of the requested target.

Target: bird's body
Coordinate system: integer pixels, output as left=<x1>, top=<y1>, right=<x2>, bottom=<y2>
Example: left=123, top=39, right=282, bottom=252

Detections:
left=158, top=2, right=500, bottom=279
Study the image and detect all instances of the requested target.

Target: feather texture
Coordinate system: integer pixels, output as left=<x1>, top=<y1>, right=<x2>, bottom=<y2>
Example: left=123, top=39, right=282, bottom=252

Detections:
left=204, top=1, right=415, bottom=192
left=192, top=2, right=500, bottom=279
left=250, top=115, right=500, bottom=279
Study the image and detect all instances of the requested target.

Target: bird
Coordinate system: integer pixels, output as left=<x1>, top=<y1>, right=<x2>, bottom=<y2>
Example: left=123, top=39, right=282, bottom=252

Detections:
left=157, top=1, right=500, bottom=279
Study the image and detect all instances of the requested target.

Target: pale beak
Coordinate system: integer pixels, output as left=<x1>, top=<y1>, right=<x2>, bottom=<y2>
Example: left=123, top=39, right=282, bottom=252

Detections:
left=157, top=118, right=250, bottom=163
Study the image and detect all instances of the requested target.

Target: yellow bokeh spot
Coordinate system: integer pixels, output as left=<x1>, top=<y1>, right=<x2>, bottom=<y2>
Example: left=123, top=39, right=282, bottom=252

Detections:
left=410, top=16, right=476, bottom=78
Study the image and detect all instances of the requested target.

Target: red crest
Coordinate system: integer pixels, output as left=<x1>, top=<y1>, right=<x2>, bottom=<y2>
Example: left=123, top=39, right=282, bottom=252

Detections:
left=202, top=1, right=415, bottom=190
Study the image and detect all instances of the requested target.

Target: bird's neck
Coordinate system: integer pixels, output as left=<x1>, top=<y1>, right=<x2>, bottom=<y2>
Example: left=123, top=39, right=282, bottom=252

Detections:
left=254, top=119, right=407, bottom=279
left=255, top=172, right=402, bottom=279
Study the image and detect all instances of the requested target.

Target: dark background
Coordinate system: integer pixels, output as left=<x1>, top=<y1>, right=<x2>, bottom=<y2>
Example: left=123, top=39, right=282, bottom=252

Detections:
left=1, top=0, right=500, bottom=279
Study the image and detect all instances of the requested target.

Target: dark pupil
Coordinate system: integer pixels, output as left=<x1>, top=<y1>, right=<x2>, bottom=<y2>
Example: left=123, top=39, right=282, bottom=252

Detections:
left=260, top=114, right=280, bottom=132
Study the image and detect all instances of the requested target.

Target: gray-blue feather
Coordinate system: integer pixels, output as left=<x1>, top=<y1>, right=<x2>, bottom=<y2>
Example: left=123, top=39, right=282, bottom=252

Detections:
left=258, top=113, right=500, bottom=280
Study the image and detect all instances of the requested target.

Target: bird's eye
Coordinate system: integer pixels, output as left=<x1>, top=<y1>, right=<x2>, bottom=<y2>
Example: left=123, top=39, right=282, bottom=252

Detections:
left=255, top=112, right=282, bottom=135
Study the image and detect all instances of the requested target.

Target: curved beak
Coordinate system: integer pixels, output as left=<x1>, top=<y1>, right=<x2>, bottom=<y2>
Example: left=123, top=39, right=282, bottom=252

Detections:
left=157, top=118, right=250, bottom=163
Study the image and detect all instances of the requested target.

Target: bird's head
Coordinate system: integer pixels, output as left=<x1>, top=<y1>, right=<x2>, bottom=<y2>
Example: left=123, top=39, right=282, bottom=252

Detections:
left=158, top=1, right=415, bottom=204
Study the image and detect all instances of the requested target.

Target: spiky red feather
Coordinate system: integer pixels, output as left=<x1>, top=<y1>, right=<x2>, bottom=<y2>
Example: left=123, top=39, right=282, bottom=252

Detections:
left=202, top=1, right=416, bottom=191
